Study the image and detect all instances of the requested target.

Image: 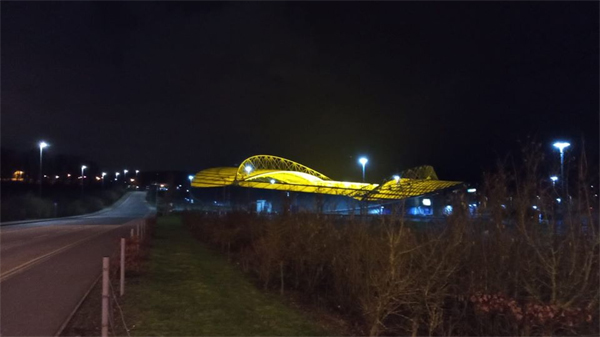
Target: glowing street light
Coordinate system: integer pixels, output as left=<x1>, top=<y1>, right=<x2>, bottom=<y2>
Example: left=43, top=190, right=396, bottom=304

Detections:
left=358, top=157, right=368, bottom=182
left=550, top=175, right=558, bottom=187
left=115, top=172, right=120, bottom=182
left=393, top=175, right=400, bottom=184
left=123, top=169, right=129, bottom=184
left=244, top=165, right=253, bottom=175
left=135, top=170, right=140, bottom=179
left=553, top=141, right=570, bottom=192
left=81, top=165, right=87, bottom=196
left=188, top=175, right=194, bottom=183
left=38, top=141, right=49, bottom=196
left=102, top=172, right=107, bottom=188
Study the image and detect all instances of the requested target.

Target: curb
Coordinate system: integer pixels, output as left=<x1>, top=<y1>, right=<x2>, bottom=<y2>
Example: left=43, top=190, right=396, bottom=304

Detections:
left=54, top=273, right=102, bottom=337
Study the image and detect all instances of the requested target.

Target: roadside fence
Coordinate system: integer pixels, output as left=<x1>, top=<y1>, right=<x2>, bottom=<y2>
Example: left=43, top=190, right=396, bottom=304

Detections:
left=99, top=216, right=156, bottom=337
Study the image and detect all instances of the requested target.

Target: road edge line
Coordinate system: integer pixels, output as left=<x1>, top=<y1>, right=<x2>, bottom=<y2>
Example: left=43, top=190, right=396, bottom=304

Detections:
left=1, top=219, right=138, bottom=282
left=54, top=273, right=102, bottom=337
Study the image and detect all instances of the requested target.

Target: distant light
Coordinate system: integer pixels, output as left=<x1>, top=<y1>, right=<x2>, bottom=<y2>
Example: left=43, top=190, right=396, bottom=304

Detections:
left=124, top=169, right=128, bottom=174
left=55, top=175, right=59, bottom=179
left=422, top=198, right=431, bottom=206
left=393, top=175, right=400, bottom=183
left=39, top=141, right=48, bottom=149
left=116, top=172, right=120, bottom=177
left=444, top=205, right=453, bottom=215
left=102, top=172, right=107, bottom=177
left=130, top=178, right=135, bottom=182
left=553, top=141, right=571, bottom=153
left=556, top=198, right=562, bottom=203
left=358, top=157, right=368, bottom=166
left=67, top=174, right=71, bottom=177
left=550, top=176, right=558, bottom=182
left=532, top=205, right=538, bottom=210
left=81, top=165, right=87, bottom=170
left=135, top=170, right=139, bottom=174
left=467, top=188, right=476, bottom=193
left=188, top=175, right=194, bottom=182
left=44, top=175, right=47, bottom=178
left=270, top=179, right=275, bottom=184
left=96, top=177, right=101, bottom=181
left=244, top=165, right=253, bottom=174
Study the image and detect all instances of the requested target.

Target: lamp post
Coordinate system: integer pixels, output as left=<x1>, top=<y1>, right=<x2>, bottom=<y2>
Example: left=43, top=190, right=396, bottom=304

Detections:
left=550, top=175, right=558, bottom=187
left=358, top=157, right=368, bottom=182
left=553, top=141, right=570, bottom=193
left=81, top=165, right=87, bottom=196
left=38, top=141, right=48, bottom=197
left=102, top=172, right=107, bottom=189
left=188, top=175, right=194, bottom=202
left=115, top=172, right=120, bottom=182
left=123, top=169, right=128, bottom=185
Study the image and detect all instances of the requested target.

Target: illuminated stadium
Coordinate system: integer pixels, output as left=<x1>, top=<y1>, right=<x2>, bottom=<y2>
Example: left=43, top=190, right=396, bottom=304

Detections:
left=190, top=155, right=463, bottom=215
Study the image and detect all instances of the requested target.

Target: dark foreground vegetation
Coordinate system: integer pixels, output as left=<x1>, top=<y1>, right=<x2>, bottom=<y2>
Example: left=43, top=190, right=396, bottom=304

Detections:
left=1, top=183, right=126, bottom=222
left=64, top=216, right=327, bottom=336
left=184, top=144, right=599, bottom=336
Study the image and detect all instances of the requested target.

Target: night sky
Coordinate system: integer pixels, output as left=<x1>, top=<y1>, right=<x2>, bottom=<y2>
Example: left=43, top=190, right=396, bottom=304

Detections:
left=2, top=2, right=598, bottom=182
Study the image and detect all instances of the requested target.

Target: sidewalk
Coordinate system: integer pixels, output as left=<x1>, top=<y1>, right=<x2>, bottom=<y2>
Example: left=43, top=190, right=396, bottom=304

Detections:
left=117, top=215, right=326, bottom=336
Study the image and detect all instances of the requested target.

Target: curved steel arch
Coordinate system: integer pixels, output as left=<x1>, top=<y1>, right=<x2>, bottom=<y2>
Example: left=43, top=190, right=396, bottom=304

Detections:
left=236, top=155, right=331, bottom=182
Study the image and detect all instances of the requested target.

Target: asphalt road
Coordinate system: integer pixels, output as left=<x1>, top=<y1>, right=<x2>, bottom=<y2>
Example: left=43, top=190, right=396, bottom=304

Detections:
left=0, top=191, right=153, bottom=336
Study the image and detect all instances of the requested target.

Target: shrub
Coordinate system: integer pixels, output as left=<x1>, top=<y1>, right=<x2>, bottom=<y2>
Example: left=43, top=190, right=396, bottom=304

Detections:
left=183, top=143, right=599, bottom=336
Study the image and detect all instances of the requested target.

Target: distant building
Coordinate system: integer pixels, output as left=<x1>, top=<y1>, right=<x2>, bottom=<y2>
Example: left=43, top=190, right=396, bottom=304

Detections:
left=190, top=155, right=464, bottom=216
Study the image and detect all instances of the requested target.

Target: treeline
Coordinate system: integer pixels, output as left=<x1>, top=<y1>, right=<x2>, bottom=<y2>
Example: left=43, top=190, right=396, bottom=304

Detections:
left=1, top=184, right=125, bottom=222
left=183, top=144, right=598, bottom=336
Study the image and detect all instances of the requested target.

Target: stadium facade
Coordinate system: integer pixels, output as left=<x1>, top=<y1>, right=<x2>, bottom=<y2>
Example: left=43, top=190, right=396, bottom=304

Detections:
left=190, top=155, right=464, bottom=216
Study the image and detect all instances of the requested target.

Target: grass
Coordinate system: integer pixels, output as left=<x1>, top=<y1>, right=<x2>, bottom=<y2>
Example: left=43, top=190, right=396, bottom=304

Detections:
left=117, top=215, right=327, bottom=336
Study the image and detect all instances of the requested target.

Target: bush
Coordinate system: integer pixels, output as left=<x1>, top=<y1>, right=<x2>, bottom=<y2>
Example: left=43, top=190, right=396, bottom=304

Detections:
left=183, top=143, right=599, bottom=336
left=1, top=193, right=54, bottom=221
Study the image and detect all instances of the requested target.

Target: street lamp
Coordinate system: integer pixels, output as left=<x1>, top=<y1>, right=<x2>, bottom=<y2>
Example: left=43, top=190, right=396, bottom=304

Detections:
left=393, top=175, right=400, bottom=184
left=115, top=172, right=120, bottom=182
left=123, top=169, right=128, bottom=184
left=244, top=165, right=253, bottom=175
left=550, top=175, right=558, bottom=187
left=38, top=141, right=49, bottom=197
left=81, top=165, right=87, bottom=196
left=102, top=172, right=107, bottom=188
left=553, top=141, right=570, bottom=192
left=358, top=157, right=368, bottom=182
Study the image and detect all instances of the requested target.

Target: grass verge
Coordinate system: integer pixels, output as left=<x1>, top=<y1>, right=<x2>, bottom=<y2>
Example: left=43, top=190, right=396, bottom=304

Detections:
left=67, top=215, right=328, bottom=336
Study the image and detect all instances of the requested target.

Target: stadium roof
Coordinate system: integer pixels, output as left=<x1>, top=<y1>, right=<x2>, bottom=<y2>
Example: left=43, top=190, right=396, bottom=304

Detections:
left=191, top=155, right=462, bottom=201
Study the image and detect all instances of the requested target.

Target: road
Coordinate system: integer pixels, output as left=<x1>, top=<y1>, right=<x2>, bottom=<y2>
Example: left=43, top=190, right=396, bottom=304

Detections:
left=0, top=191, right=153, bottom=336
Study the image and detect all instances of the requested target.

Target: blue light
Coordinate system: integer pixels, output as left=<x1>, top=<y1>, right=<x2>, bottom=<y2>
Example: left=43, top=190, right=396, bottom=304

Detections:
left=244, top=165, right=253, bottom=174
left=467, top=188, right=476, bottom=193
left=393, top=175, right=400, bottom=183
left=550, top=176, right=558, bottom=182
left=444, top=205, right=453, bottom=215
left=358, top=157, right=368, bottom=165
left=553, top=141, right=571, bottom=153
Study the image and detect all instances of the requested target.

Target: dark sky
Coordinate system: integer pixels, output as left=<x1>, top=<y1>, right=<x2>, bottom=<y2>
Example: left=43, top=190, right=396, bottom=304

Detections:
left=2, top=2, right=598, bottom=182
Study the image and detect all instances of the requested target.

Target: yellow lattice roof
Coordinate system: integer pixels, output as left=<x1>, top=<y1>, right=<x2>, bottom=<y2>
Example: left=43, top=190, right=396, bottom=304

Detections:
left=191, top=155, right=462, bottom=200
